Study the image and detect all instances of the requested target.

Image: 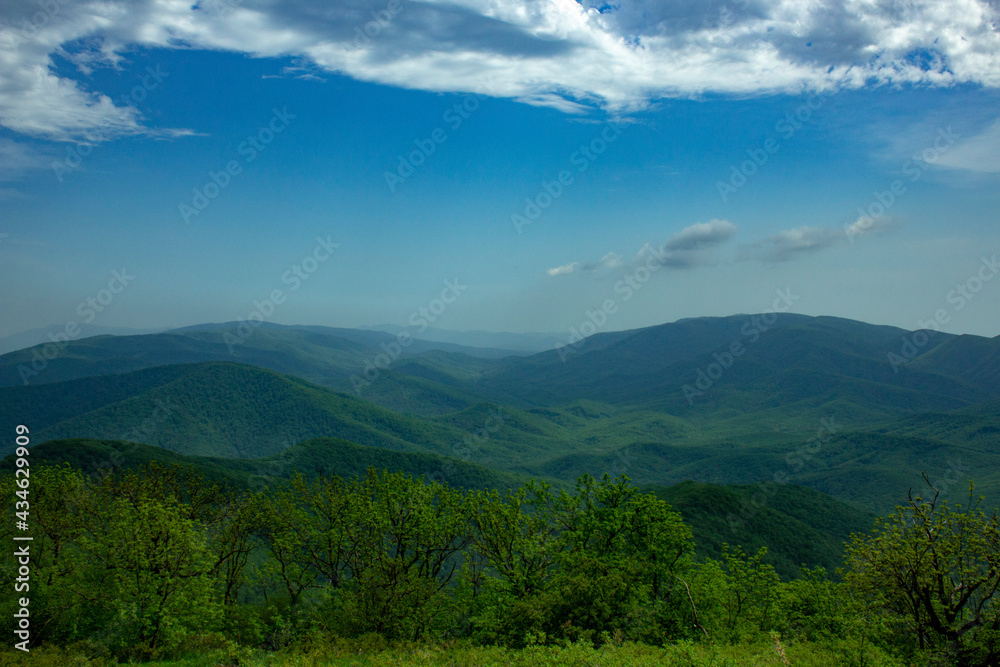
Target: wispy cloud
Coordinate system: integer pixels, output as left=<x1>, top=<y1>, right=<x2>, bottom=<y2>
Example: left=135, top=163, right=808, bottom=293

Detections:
left=843, top=215, right=896, bottom=242
left=742, top=225, right=843, bottom=262
left=0, top=188, right=27, bottom=201
left=0, top=138, right=53, bottom=180
left=663, top=219, right=739, bottom=252
left=547, top=261, right=579, bottom=276
left=547, top=219, right=737, bottom=276
left=934, top=118, right=1000, bottom=173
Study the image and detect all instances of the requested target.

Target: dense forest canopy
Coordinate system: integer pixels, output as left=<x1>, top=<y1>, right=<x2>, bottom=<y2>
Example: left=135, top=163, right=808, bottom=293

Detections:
left=3, top=461, right=997, bottom=666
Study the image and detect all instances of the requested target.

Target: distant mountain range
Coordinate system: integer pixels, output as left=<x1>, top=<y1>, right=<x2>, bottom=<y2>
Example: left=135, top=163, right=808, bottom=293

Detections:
left=0, top=320, right=555, bottom=359
left=1, top=314, right=997, bottom=517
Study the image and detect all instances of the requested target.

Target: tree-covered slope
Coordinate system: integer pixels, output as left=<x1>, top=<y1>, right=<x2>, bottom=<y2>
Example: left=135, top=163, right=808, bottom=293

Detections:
left=5, top=362, right=475, bottom=459
left=0, top=436, right=527, bottom=491
left=642, top=480, right=877, bottom=579
left=0, top=325, right=492, bottom=416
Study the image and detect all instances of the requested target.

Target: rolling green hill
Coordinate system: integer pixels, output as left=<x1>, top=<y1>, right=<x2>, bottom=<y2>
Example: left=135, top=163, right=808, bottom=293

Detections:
left=1, top=362, right=653, bottom=469
left=4, top=362, right=475, bottom=459
left=0, top=324, right=492, bottom=416
left=1, top=314, right=997, bottom=519
left=462, top=315, right=996, bottom=418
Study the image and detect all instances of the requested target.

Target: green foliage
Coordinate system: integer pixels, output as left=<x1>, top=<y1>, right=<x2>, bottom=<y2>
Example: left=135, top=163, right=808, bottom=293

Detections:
left=0, top=637, right=907, bottom=667
left=774, top=567, right=854, bottom=642
left=844, top=480, right=1000, bottom=665
left=717, top=545, right=781, bottom=642
left=468, top=474, right=695, bottom=646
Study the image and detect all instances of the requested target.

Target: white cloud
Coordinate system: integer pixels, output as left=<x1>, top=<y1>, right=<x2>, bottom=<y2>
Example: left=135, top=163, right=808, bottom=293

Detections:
left=580, top=252, right=624, bottom=272
left=547, top=261, right=579, bottom=276
left=664, top=219, right=738, bottom=252
left=933, top=118, right=1000, bottom=173
left=843, top=215, right=894, bottom=242
left=0, top=0, right=999, bottom=143
left=548, top=219, right=738, bottom=276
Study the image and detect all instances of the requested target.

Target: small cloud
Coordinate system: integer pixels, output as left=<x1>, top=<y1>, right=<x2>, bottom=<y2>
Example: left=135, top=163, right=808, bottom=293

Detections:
left=547, top=262, right=579, bottom=276
left=294, top=73, right=327, bottom=82
left=580, top=252, right=623, bottom=272
left=514, top=94, right=593, bottom=115
left=0, top=188, right=26, bottom=201
left=664, top=219, right=738, bottom=252
left=634, top=219, right=739, bottom=269
left=150, top=128, right=207, bottom=140
left=844, top=215, right=895, bottom=243
left=744, top=225, right=842, bottom=262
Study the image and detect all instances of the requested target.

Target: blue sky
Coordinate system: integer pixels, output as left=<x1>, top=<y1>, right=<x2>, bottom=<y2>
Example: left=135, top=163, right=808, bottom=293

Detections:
left=1, top=0, right=999, bottom=339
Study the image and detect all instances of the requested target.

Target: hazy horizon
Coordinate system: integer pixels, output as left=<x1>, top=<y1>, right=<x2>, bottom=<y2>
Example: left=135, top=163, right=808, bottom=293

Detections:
left=2, top=307, right=998, bottom=351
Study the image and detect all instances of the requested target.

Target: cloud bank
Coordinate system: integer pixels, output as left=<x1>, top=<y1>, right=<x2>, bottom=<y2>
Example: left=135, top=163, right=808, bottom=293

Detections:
left=1, top=0, right=999, bottom=142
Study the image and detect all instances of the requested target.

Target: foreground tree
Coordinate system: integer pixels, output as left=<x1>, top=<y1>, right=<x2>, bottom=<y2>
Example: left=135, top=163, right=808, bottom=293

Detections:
left=844, top=480, right=1000, bottom=666
left=72, top=465, right=224, bottom=658
left=718, top=545, right=781, bottom=642
left=470, top=474, right=696, bottom=645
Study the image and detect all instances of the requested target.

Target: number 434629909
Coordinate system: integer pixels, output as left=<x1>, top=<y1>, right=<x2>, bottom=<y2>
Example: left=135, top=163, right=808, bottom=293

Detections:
left=14, top=425, right=30, bottom=525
